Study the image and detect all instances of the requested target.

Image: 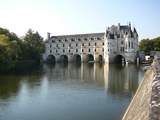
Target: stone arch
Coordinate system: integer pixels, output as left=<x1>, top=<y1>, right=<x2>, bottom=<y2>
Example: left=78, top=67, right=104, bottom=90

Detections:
left=87, top=54, right=94, bottom=63
left=99, top=55, right=103, bottom=63
left=60, top=55, right=68, bottom=63
left=73, top=54, right=81, bottom=63
left=46, top=54, right=56, bottom=64
left=114, top=55, right=126, bottom=64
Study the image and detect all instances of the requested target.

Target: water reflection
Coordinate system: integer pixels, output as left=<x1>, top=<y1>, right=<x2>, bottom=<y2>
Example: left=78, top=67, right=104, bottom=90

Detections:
left=107, top=65, right=141, bottom=98
left=0, top=63, right=144, bottom=120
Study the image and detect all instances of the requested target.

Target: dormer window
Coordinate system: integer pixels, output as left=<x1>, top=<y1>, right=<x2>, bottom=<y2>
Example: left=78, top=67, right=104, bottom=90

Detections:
left=71, top=38, right=75, bottom=41
left=84, top=38, right=87, bottom=41
left=78, top=38, right=81, bottom=41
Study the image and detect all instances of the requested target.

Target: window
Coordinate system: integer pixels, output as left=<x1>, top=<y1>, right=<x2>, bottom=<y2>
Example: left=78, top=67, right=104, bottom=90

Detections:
left=95, top=49, right=96, bottom=52
left=97, top=37, right=101, bottom=40
left=56, top=50, right=58, bottom=53
left=56, top=44, right=58, bottom=47
left=95, top=42, right=97, bottom=46
left=120, top=47, right=124, bottom=52
left=88, top=42, right=90, bottom=46
left=82, top=43, right=84, bottom=46
left=50, top=45, right=52, bottom=48
left=65, top=39, right=68, bottom=42
left=63, top=44, right=65, bottom=47
left=69, top=44, right=71, bottom=47
left=129, top=41, right=130, bottom=48
left=131, top=42, right=134, bottom=49
left=82, top=49, right=84, bottom=52
left=84, top=38, right=87, bottom=41
left=78, top=38, right=81, bottom=41
left=52, top=40, right=55, bottom=43
left=69, top=49, right=70, bottom=53
left=63, top=49, right=65, bottom=53
left=50, top=50, right=52, bottom=53
left=88, top=48, right=90, bottom=52
left=76, top=49, right=78, bottom=52
left=76, top=44, right=78, bottom=47
left=102, top=48, right=104, bottom=52
left=121, top=41, right=124, bottom=45
left=59, top=39, right=61, bottom=42
left=102, top=42, right=104, bottom=45
left=91, top=38, right=94, bottom=40
left=71, top=38, right=75, bottom=41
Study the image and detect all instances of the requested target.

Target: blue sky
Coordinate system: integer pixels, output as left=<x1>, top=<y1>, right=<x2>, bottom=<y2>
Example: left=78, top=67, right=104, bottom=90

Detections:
left=0, top=0, right=160, bottom=40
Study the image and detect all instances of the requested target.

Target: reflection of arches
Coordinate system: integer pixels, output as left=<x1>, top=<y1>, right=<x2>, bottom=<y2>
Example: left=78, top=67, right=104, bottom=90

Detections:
left=114, top=55, right=125, bottom=64
left=60, top=55, right=68, bottom=63
left=87, top=54, right=94, bottom=62
left=73, top=54, right=81, bottom=63
left=46, top=55, right=56, bottom=64
left=99, top=55, right=103, bottom=63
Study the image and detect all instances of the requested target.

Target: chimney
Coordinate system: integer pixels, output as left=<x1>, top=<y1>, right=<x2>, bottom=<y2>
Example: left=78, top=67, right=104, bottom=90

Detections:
left=129, top=22, right=131, bottom=28
left=47, top=32, right=51, bottom=39
left=118, top=23, right=120, bottom=30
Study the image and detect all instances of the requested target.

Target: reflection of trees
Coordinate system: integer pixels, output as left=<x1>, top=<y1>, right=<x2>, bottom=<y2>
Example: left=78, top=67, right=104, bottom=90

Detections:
left=107, top=65, right=139, bottom=97
left=0, top=75, right=21, bottom=100
left=0, top=68, right=44, bottom=100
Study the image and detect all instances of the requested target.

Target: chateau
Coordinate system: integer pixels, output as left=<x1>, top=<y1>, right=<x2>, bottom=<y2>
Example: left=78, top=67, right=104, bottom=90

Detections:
left=43, top=23, right=138, bottom=64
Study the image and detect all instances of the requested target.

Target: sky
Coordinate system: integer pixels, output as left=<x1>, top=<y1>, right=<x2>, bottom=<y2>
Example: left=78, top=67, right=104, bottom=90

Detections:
left=0, top=0, right=160, bottom=40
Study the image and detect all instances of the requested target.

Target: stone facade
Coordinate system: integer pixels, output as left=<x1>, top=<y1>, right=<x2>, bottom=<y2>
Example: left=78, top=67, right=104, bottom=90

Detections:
left=43, top=23, right=138, bottom=63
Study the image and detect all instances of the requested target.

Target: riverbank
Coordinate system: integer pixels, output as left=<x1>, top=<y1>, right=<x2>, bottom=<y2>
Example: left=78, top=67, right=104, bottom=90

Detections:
left=122, top=56, right=160, bottom=120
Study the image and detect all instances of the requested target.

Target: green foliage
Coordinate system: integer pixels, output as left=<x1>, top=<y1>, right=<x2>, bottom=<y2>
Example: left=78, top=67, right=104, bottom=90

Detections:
left=22, top=29, right=44, bottom=62
left=0, top=27, right=44, bottom=72
left=139, top=37, right=160, bottom=54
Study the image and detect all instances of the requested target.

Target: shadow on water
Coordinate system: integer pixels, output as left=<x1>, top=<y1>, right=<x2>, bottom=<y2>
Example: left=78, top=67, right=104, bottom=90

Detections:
left=107, top=64, right=141, bottom=98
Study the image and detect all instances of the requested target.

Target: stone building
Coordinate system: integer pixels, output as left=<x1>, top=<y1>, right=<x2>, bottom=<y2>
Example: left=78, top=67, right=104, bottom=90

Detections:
left=43, top=23, right=138, bottom=63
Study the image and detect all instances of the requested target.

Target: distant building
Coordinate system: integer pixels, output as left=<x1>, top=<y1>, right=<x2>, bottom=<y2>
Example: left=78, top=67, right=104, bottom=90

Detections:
left=43, top=23, right=138, bottom=63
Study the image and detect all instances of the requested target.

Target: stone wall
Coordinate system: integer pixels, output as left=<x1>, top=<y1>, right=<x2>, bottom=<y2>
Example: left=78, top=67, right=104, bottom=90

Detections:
left=149, top=57, right=160, bottom=120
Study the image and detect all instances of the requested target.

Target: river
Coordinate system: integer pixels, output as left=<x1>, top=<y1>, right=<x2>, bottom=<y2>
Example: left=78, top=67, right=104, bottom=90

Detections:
left=0, top=63, right=144, bottom=120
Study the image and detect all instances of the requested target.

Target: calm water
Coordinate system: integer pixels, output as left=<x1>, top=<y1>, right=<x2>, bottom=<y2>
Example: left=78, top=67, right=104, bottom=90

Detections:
left=0, top=63, right=144, bottom=120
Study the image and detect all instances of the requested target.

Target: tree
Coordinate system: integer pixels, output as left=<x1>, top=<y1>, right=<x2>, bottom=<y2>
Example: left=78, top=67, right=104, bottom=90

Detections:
left=0, top=28, right=20, bottom=71
left=139, top=37, right=160, bottom=54
left=22, top=29, right=44, bottom=63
